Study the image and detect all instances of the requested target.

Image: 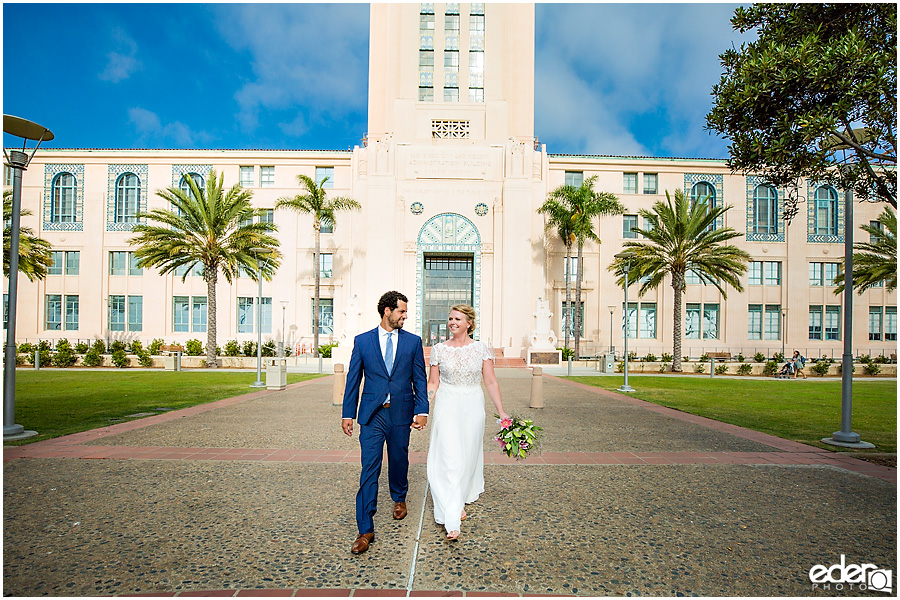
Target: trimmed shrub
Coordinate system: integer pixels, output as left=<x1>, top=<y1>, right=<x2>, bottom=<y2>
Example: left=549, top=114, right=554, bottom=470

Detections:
left=616, top=361, right=625, bottom=373
left=91, top=339, right=106, bottom=354
left=699, top=353, right=710, bottom=362
left=644, top=352, right=657, bottom=362
left=111, top=349, right=130, bottom=368
left=772, top=352, right=784, bottom=363
left=52, top=339, right=78, bottom=368
left=224, top=340, right=241, bottom=357
left=628, top=351, right=637, bottom=362
left=737, top=363, right=753, bottom=376
left=262, top=340, right=277, bottom=357
left=812, top=359, right=831, bottom=376
left=659, top=362, right=669, bottom=373
left=185, top=339, right=203, bottom=356
left=82, top=350, right=102, bottom=367
left=737, top=353, right=745, bottom=363
left=129, top=340, right=144, bottom=355
left=754, top=352, right=766, bottom=363
left=74, top=341, right=90, bottom=354
left=858, top=354, right=872, bottom=365
left=873, top=354, right=889, bottom=364
left=661, top=353, right=673, bottom=363
left=557, top=347, right=574, bottom=360
left=763, top=361, right=778, bottom=376
left=715, top=363, right=728, bottom=375
left=242, top=341, right=257, bottom=357
left=318, top=341, right=338, bottom=358
left=864, top=362, right=882, bottom=376
left=694, top=363, right=706, bottom=373
left=137, top=350, right=154, bottom=368
left=110, top=340, right=127, bottom=353
left=149, top=338, right=164, bottom=355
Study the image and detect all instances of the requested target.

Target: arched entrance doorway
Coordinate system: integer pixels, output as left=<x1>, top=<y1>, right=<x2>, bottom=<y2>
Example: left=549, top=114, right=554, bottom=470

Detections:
left=415, top=213, right=482, bottom=346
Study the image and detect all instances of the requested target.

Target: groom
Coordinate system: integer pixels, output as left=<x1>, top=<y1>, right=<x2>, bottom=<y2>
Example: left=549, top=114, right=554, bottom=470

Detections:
left=341, top=291, right=428, bottom=554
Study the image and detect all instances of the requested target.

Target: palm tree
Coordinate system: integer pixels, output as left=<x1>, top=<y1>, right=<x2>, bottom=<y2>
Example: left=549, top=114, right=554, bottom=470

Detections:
left=609, top=189, right=750, bottom=372
left=537, top=196, right=576, bottom=353
left=560, top=176, right=625, bottom=359
left=129, top=170, right=281, bottom=368
left=3, top=189, right=53, bottom=281
left=834, top=206, right=896, bottom=293
left=276, top=174, right=360, bottom=357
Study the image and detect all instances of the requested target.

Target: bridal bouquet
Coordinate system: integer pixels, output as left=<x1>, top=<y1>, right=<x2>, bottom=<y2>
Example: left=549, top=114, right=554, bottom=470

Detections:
left=494, top=414, right=542, bottom=460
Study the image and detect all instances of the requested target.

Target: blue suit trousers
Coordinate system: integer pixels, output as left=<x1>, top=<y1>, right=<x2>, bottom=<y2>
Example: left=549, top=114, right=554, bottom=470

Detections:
left=356, top=404, right=411, bottom=534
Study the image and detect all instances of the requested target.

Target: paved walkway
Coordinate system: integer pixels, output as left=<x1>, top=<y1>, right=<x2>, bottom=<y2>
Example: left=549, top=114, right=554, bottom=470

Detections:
left=3, top=370, right=896, bottom=597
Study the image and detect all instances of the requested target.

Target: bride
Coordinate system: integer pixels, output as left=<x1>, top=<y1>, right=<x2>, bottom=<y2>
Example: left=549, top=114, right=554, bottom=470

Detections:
left=426, top=304, right=510, bottom=540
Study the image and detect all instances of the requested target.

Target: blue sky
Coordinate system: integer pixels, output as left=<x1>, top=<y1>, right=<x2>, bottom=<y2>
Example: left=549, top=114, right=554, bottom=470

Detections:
left=3, top=3, right=747, bottom=159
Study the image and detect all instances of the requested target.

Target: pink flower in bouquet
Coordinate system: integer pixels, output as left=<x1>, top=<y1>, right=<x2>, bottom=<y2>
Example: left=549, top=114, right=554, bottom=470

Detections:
left=500, top=418, right=513, bottom=429
left=519, top=440, right=530, bottom=449
left=495, top=436, right=506, bottom=449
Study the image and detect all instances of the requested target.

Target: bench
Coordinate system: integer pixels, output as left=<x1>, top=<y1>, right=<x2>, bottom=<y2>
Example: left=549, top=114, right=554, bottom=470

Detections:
left=159, top=344, right=185, bottom=355
left=706, top=352, right=732, bottom=360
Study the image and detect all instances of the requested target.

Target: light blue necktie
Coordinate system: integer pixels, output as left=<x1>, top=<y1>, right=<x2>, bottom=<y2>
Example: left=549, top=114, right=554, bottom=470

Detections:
left=384, top=332, right=394, bottom=373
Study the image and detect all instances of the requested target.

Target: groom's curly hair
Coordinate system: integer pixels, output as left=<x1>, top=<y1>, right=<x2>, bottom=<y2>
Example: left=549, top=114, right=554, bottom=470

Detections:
left=378, top=291, right=408, bottom=317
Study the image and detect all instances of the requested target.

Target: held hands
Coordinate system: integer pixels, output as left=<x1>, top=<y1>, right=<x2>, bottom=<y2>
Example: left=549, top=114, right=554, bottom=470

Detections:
left=411, top=415, right=428, bottom=431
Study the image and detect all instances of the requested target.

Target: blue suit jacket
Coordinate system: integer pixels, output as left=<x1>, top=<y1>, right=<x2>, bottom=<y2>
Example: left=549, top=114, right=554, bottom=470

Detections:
left=342, top=327, right=429, bottom=426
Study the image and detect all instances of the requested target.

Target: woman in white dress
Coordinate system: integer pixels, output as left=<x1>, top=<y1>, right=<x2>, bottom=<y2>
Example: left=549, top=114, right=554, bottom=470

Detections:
left=426, top=304, right=510, bottom=540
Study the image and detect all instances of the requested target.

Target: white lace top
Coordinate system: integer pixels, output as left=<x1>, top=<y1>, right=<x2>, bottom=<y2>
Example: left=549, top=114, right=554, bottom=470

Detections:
left=430, top=341, right=494, bottom=387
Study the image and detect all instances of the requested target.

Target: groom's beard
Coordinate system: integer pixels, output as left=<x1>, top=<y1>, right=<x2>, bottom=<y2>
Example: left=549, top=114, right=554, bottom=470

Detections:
left=389, top=316, right=405, bottom=330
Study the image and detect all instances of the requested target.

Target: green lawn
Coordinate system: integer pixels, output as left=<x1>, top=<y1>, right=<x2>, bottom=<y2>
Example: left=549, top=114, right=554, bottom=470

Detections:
left=6, top=371, right=326, bottom=445
left=567, top=376, right=898, bottom=453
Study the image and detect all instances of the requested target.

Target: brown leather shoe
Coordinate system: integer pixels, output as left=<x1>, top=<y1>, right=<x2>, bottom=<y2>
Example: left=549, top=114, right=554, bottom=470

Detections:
left=351, top=533, right=374, bottom=554
left=393, top=501, right=407, bottom=520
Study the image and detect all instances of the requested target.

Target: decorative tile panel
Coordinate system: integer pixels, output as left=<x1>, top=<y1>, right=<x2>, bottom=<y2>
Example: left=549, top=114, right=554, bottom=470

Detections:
left=43, top=164, right=84, bottom=231
left=171, top=164, right=212, bottom=187
left=806, top=181, right=845, bottom=244
left=107, top=164, right=148, bottom=232
left=415, top=213, right=482, bottom=339
left=745, top=176, right=785, bottom=242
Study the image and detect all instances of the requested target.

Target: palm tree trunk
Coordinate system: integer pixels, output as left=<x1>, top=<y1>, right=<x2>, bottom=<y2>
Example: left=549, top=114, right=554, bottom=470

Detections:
left=574, top=242, right=583, bottom=360
left=671, top=275, right=684, bottom=372
left=313, top=224, right=321, bottom=358
left=205, top=268, right=218, bottom=368
left=564, top=244, right=572, bottom=352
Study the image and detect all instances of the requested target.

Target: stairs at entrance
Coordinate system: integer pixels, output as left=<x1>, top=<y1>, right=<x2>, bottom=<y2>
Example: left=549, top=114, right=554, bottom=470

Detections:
left=422, top=346, right=527, bottom=368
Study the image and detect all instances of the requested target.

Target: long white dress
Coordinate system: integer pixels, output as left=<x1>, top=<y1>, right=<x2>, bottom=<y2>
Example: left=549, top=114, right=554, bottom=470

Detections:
left=426, top=340, right=493, bottom=534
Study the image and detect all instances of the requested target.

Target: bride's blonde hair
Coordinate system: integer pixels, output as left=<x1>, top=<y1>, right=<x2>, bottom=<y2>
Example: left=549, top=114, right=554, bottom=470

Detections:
left=449, top=304, right=476, bottom=335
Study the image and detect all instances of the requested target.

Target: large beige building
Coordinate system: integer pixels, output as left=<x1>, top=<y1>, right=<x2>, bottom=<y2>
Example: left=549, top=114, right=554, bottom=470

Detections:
left=4, top=3, right=897, bottom=361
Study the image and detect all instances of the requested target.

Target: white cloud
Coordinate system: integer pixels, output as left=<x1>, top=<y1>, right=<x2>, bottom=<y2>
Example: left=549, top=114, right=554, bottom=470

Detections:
left=127, top=107, right=213, bottom=148
left=99, top=28, right=140, bottom=82
left=211, top=4, right=369, bottom=136
left=535, top=4, right=747, bottom=158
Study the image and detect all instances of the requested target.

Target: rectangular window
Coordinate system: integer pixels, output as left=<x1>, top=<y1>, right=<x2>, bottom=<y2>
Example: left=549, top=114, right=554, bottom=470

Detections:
left=623, top=173, right=637, bottom=194
left=46, top=294, right=62, bottom=330
left=319, top=253, right=333, bottom=278
left=764, top=261, right=781, bottom=286
left=110, top=251, right=127, bottom=276
left=315, top=167, right=334, bottom=188
left=109, top=295, right=126, bottom=332
left=885, top=307, right=897, bottom=341
left=566, top=256, right=579, bottom=282
left=809, top=305, right=823, bottom=340
left=237, top=297, right=254, bottom=333
left=748, top=304, right=763, bottom=340
left=260, top=166, right=275, bottom=188
left=312, top=298, right=335, bottom=335
left=749, top=261, right=762, bottom=285
left=259, top=209, right=274, bottom=224
left=564, top=171, right=583, bottom=188
left=444, top=50, right=459, bottom=68
left=870, top=220, right=884, bottom=243
left=825, top=305, right=841, bottom=340
left=869, top=307, right=883, bottom=341
left=685, top=303, right=701, bottom=339
left=128, top=252, right=142, bottom=276
left=685, top=270, right=702, bottom=285
left=468, top=88, right=484, bottom=103
left=809, top=262, right=823, bottom=286
left=561, top=302, right=585, bottom=337
left=240, top=166, right=255, bottom=187
left=66, top=251, right=80, bottom=275
left=443, top=87, right=459, bottom=102
left=420, top=50, right=434, bottom=67
left=174, top=263, right=190, bottom=278
left=420, top=13, right=434, bottom=32
left=624, top=301, right=638, bottom=339
left=173, top=296, right=190, bottom=333
left=49, top=251, right=64, bottom=275
left=764, top=304, right=781, bottom=340
left=623, top=214, right=638, bottom=238
left=4, top=165, right=12, bottom=186
left=192, top=296, right=207, bottom=333
left=703, top=304, right=719, bottom=339
left=128, top=296, right=142, bottom=332
left=643, top=173, right=658, bottom=194
left=419, top=86, right=434, bottom=102
left=640, top=303, right=657, bottom=339
left=260, top=297, right=272, bottom=334
left=824, top=263, right=840, bottom=286
left=192, top=262, right=204, bottom=277
left=65, top=295, right=79, bottom=331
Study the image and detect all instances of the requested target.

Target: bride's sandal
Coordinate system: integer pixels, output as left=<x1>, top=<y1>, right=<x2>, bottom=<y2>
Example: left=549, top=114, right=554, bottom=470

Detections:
left=446, top=530, right=460, bottom=540
left=460, top=510, right=467, bottom=521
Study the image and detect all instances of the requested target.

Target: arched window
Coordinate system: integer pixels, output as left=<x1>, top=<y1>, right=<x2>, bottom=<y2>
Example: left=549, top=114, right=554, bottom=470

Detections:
left=179, top=172, right=204, bottom=196
left=752, top=184, right=777, bottom=235
left=691, top=181, right=716, bottom=207
left=814, top=186, right=839, bottom=236
left=51, top=172, right=77, bottom=222
left=115, top=173, right=140, bottom=223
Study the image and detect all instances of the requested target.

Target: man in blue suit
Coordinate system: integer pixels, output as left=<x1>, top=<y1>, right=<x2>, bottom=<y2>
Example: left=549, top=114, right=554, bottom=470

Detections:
left=342, top=291, right=429, bottom=554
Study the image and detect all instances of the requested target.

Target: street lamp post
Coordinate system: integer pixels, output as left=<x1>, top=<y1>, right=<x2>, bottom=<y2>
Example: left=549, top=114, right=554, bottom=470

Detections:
left=820, top=135, right=874, bottom=449
left=249, top=248, right=269, bottom=388
left=608, top=305, right=615, bottom=353
left=280, top=300, right=288, bottom=357
left=781, top=308, right=787, bottom=361
left=3, top=115, right=53, bottom=441
left=614, top=252, right=635, bottom=393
